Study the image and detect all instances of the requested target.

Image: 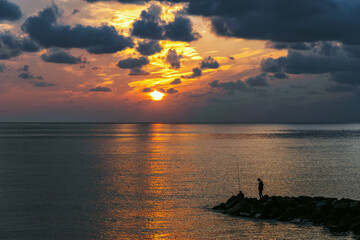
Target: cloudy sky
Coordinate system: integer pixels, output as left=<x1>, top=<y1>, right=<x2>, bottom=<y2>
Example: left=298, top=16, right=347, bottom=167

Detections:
left=0, top=0, right=359, bottom=122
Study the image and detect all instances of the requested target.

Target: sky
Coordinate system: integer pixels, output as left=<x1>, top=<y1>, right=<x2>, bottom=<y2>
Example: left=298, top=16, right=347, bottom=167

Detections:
left=0, top=0, right=360, bottom=122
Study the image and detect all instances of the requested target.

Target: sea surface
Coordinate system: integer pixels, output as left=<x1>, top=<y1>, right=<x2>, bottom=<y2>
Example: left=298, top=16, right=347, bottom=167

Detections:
left=0, top=123, right=360, bottom=240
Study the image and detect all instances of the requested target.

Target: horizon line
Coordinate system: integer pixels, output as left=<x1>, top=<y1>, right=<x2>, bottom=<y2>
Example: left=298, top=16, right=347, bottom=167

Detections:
left=0, top=121, right=360, bottom=124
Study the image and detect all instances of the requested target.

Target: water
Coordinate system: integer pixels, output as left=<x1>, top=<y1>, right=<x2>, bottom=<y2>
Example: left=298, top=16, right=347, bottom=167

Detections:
left=0, top=123, right=360, bottom=240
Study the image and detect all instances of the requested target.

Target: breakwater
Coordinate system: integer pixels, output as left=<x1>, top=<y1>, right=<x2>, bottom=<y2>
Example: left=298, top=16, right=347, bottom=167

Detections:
left=213, top=192, right=360, bottom=235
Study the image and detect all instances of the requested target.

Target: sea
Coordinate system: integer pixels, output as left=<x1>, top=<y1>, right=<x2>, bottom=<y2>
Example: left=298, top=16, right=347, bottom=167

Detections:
left=0, top=123, right=360, bottom=240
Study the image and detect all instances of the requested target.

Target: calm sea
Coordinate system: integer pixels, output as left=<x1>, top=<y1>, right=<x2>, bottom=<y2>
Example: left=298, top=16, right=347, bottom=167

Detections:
left=0, top=123, right=360, bottom=240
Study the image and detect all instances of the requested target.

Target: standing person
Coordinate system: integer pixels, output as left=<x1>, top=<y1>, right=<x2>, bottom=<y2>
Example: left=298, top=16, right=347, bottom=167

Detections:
left=258, top=178, right=264, bottom=199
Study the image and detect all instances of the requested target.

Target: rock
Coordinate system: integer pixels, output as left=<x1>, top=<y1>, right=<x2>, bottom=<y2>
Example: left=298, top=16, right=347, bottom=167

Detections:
left=228, top=201, right=246, bottom=215
left=214, top=194, right=360, bottom=237
left=350, top=222, right=360, bottom=235
left=213, top=203, right=226, bottom=211
left=225, top=195, right=239, bottom=209
left=316, top=200, right=327, bottom=208
left=260, top=195, right=269, bottom=202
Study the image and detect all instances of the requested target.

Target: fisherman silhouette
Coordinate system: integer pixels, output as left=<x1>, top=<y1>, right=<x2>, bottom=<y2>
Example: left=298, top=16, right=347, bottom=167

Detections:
left=258, top=178, right=264, bottom=199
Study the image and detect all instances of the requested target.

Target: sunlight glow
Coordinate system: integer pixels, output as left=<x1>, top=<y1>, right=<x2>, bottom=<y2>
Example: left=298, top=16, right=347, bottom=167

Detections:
left=150, top=90, right=165, bottom=101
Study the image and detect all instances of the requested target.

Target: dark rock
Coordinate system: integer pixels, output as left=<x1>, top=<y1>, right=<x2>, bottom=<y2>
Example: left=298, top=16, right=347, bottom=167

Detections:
left=350, top=222, right=360, bottom=235
left=225, top=195, right=239, bottom=209
left=214, top=194, right=360, bottom=237
left=213, top=203, right=226, bottom=211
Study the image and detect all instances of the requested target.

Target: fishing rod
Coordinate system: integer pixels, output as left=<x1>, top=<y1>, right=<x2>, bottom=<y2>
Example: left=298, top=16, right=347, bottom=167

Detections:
left=234, top=154, right=241, bottom=193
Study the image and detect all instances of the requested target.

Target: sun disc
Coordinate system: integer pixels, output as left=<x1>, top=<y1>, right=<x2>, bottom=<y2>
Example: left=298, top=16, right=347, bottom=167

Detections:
left=150, top=90, right=165, bottom=101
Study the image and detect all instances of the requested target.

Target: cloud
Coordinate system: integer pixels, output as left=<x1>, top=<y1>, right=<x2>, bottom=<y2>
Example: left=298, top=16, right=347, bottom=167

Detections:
left=41, top=49, right=87, bottom=64
left=0, top=0, right=22, bottom=21
left=72, top=9, right=80, bottom=15
left=165, top=49, right=182, bottom=69
left=272, top=72, right=288, bottom=79
left=132, top=5, right=200, bottom=42
left=164, top=16, right=200, bottom=42
left=326, top=84, right=355, bottom=93
left=18, top=64, right=29, bottom=72
left=266, top=41, right=311, bottom=51
left=18, top=72, right=34, bottom=79
left=200, top=56, right=219, bottom=69
left=0, top=31, right=39, bottom=60
left=91, top=66, right=102, bottom=70
left=167, top=88, right=178, bottom=94
left=90, top=86, right=112, bottom=92
left=129, top=68, right=149, bottom=75
left=17, top=65, right=43, bottom=80
left=182, top=0, right=360, bottom=45
left=262, top=43, right=360, bottom=82
left=330, top=72, right=360, bottom=86
left=142, top=87, right=153, bottom=92
left=209, top=79, right=250, bottom=92
left=32, top=81, right=56, bottom=87
left=85, top=0, right=150, bottom=3
left=170, top=78, right=182, bottom=85
left=245, top=73, right=269, bottom=87
left=136, top=40, right=162, bottom=56
left=0, top=63, right=5, bottom=72
left=22, top=5, right=134, bottom=54
left=117, top=57, right=149, bottom=69
left=183, top=67, right=202, bottom=78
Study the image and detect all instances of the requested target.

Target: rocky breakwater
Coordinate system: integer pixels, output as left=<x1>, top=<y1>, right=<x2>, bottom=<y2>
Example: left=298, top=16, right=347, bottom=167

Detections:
left=213, top=192, right=360, bottom=235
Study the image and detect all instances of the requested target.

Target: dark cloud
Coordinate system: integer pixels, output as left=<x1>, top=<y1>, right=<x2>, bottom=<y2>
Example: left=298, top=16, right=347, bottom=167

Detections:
left=166, top=49, right=182, bottom=69
left=136, top=40, right=162, bottom=56
left=17, top=66, right=43, bottom=80
left=0, top=31, right=39, bottom=60
left=19, top=65, right=29, bottom=72
left=330, top=72, right=360, bottom=86
left=72, top=9, right=80, bottom=15
left=186, top=0, right=360, bottom=45
left=266, top=41, right=311, bottom=51
left=132, top=5, right=200, bottom=42
left=289, top=84, right=306, bottom=89
left=201, top=56, right=219, bottom=69
left=18, top=72, right=34, bottom=79
left=32, top=81, right=56, bottom=87
left=209, top=79, right=251, bottom=92
left=41, top=50, right=87, bottom=64
left=129, top=68, right=149, bottom=75
left=117, top=57, right=149, bottom=69
left=262, top=43, right=360, bottom=77
left=0, top=63, right=5, bottom=72
left=245, top=73, right=269, bottom=87
left=132, top=5, right=164, bottom=40
left=0, top=0, right=22, bottom=21
left=85, top=0, right=150, bottom=3
left=142, top=87, right=153, bottom=92
left=91, top=66, right=102, bottom=70
left=272, top=72, right=288, bottom=79
left=90, top=86, right=112, bottom=92
left=326, top=84, right=355, bottom=93
left=183, top=67, right=202, bottom=78
left=22, top=5, right=134, bottom=54
left=164, top=16, right=200, bottom=42
left=170, top=78, right=181, bottom=85
left=167, top=88, right=178, bottom=94
left=261, top=57, right=284, bottom=73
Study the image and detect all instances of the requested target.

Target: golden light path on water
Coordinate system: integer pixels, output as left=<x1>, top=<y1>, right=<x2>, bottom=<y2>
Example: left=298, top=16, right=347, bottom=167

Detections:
left=77, top=123, right=359, bottom=239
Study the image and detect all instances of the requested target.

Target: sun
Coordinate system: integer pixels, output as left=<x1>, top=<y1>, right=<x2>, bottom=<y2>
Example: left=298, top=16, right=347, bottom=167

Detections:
left=149, top=90, right=165, bottom=101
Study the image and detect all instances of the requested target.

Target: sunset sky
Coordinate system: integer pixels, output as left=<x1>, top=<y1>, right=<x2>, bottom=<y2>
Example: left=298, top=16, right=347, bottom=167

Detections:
left=1, top=0, right=360, bottom=122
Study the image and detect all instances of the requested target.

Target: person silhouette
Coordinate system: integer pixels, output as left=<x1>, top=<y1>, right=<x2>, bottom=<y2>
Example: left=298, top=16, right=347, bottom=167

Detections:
left=258, top=178, right=264, bottom=199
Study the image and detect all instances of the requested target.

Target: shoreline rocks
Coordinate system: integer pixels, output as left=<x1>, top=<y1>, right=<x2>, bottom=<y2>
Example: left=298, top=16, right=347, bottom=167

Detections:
left=213, top=192, right=360, bottom=236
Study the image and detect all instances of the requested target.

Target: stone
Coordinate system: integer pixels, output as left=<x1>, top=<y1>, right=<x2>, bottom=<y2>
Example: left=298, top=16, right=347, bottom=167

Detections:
left=214, top=194, right=360, bottom=237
